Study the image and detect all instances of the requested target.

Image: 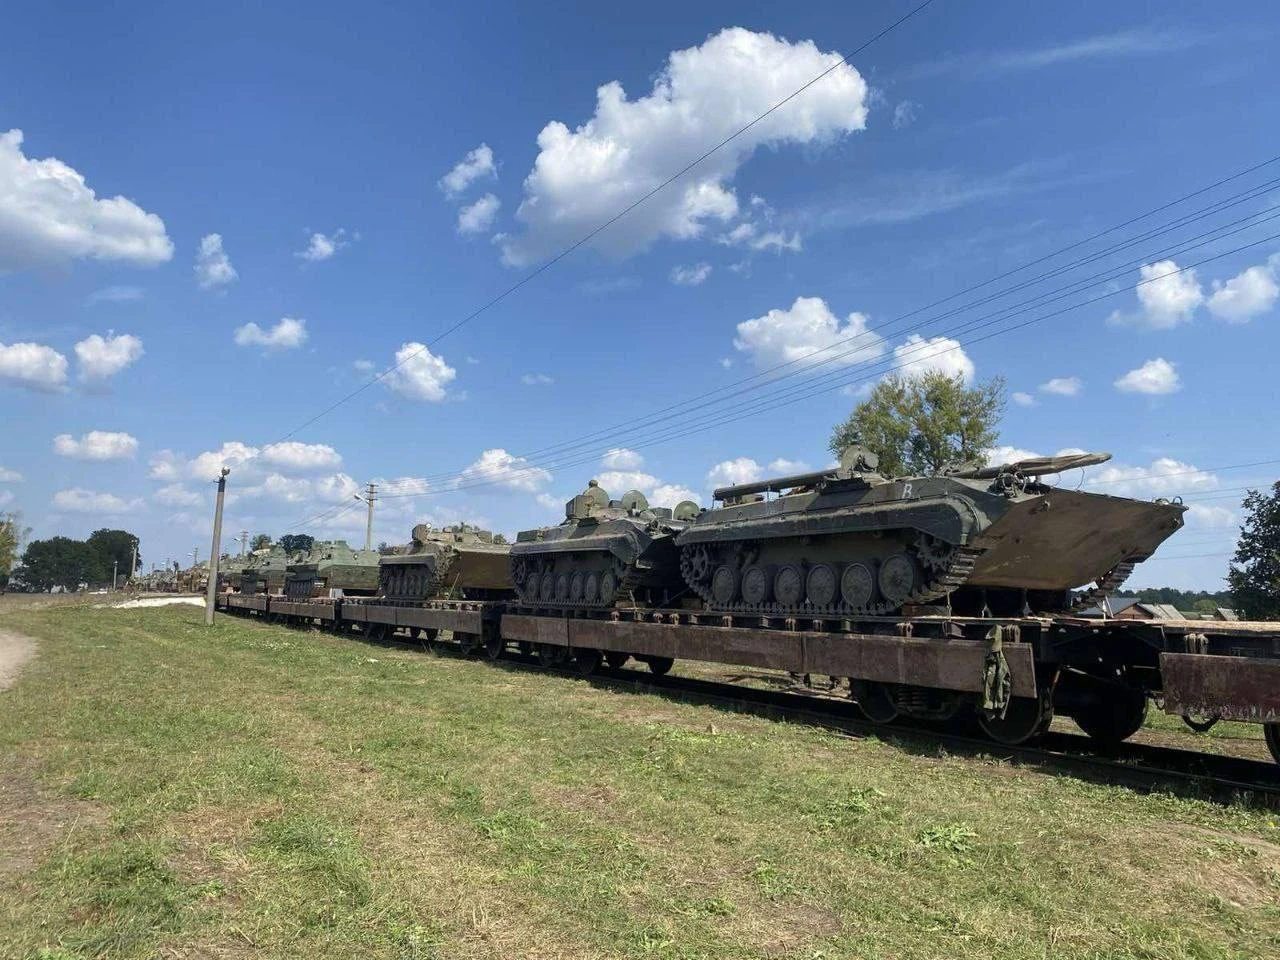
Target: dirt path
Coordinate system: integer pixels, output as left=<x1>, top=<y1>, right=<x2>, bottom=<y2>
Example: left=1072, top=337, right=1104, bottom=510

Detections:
left=0, top=629, right=35, bottom=692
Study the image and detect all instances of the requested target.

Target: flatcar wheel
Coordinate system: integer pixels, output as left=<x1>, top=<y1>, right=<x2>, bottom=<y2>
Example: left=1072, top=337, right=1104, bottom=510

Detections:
left=456, top=632, right=482, bottom=657
left=979, top=690, right=1054, bottom=745
left=641, top=655, right=674, bottom=676
left=851, top=680, right=898, bottom=724
left=1071, top=686, right=1148, bottom=746
left=1265, top=724, right=1280, bottom=766
left=537, top=643, right=567, bottom=668
left=484, top=632, right=505, bottom=661
left=604, top=651, right=630, bottom=669
left=574, top=648, right=602, bottom=677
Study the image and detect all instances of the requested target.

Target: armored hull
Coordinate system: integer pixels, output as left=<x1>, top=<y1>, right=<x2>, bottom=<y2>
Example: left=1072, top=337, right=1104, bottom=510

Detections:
left=239, top=546, right=291, bottom=595
left=379, top=523, right=511, bottom=602
left=285, top=541, right=381, bottom=599
left=676, top=448, right=1186, bottom=617
left=510, top=482, right=699, bottom=610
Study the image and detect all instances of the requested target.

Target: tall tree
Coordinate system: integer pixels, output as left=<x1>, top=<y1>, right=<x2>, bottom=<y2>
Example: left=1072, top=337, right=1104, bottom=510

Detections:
left=829, top=371, right=1006, bottom=476
left=279, top=534, right=314, bottom=554
left=0, top=512, right=31, bottom=589
left=251, top=533, right=272, bottom=551
left=1228, top=482, right=1280, bottom=620
left=20, top=537, right=109, bottom=591
left=87, top=528, right=141, bottom=576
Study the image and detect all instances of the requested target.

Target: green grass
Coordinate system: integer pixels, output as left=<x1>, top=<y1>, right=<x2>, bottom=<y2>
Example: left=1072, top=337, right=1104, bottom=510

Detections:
left=1, top=604, right=1279, bottom=959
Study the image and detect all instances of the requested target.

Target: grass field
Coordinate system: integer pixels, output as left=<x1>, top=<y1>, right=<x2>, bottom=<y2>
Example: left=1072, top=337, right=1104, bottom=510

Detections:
left=2, top=603, right=1279, bottom=959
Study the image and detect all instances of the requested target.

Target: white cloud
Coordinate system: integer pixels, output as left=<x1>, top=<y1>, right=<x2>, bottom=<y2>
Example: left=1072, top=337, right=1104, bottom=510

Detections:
left=148, top=450, right=182, bottom=481
left=0, top=467, right=21, bottom=482
left=706, top=457, right=763, bottom=490
left=1186, top=503, right=1236, bottom=528
left=457, top=193, right=500, bottom=235
left=520, top=372, right=554, bottom=386
left=1206, top=259, right=1279, bottom=323
left=1088, top=457, right=1217, bottom=498
left=74, top=332, right=143, bottom=381
left=0, top=491, right=12, bottom=507
left=734, top=296, right=885, bottom=371
left=749, top=230, right=802, bottom=253
left=1039, top=376, right=1081, bottom=396
left=187, top=441, right=259, bottom=480
left=767, top=457, right=811, bottom=474
left=296, top=228, right=353, bottom=262
left=457, top=448, right=552, bottom=493
left=353, top=358, right=375, bottom=372
left=261, top=441, right=342, bottom=471
left=0, top=341, right=68, bottom=391
left=234, top=317, right=308, bottom=351
left=892, top=334, right=974, bottom=382
left=1114, top=357, right=1180, bottom=395
left=719, top=357, right=734, bottom=369
left=651, top=483, right=701, bottom=508
left=53, top=430, right=138, bottom=461
left=154, top=483, right=202, bottom=507
left=670, top=262, right=712, bottom=286
left=439, top=144, right=497, bottom=198
left=51, top=488, right=139, bottom=513
left=1011, top=391, right=1035, bottom=407
left=602, top=447, right=644, bottom=470
left=195, top=233, right=237, bottom=289
left=597, top=469, right=659, bottom=494
left=986, top=445, right=1044, bottom=466
left=0, top=129, right=173, bottom=271
left=892, top=100, right=919, bottom=129
left=1108, top=260, right=1202, bottom=329
left=384, top=342, right=457, bottom=402
left=498, top=28, right=867, bottom=266
left=87, top=285, right=144, bottom=304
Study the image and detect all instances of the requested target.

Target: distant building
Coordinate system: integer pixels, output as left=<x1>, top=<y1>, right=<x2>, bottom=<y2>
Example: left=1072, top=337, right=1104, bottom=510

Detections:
left=1113, top=600, right=1183, bottom=621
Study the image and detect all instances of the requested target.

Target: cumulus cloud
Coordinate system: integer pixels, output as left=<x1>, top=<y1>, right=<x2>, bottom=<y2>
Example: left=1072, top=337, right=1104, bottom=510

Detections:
left=768, top=457, right=811, bottom=474
left=296, top=228, right=354, bottom=262
left=892, top=100, right=920, bottom=129
left=0, top=129, right=172, bottom=271
left=1108, top=260, right=1203, bottom=329
left=670, top=262, right=712, bottom=286
left=457, top=193, right=500, bottom=235
left=87, top=285, right=144, bottom=304
left=0, top=466, right=22, bottom=482
left=457, top=448, right=552, bottom=493
left=154, top=483, right=202, bottom=507
left=384, top=342, right=457, bottom=402
left=602, top=447, right=644, bottom=470
left=1039, top=375, right=1081, bottom=396
left=195, top=233, right=237, bottom=289
left=706, top=457, right=763, bottom=490
left=0, top=341, right=68, bottom=391
left=734, top=296, right=885, bottom=371
left=892, top=334, right=974, bottom=382
left=53, top=430, right=138, bottom=461
left=1114, top=357, right=1180, bottom=395
left=187, top=441, right=259, bottom=479
left=261, top=441, right=341, bottom=471
left=52, top=488, right=139, bottom=513
left=74, top=332, right=143, bottom=382
left=234, top=317, right=308, bottom=351
left=1206, top=256, right=1279, bottom=323
left=148, top=450, right=183, bottom=481
left=439, top=144, right=497, bottom=198
left=520, top=372, right=554, bottom=386
left=1087, top=457, right=1217, bottom=498
left=1011, top=391, right=1035, bottom=407
left=498, top=28, right=867, bottom=266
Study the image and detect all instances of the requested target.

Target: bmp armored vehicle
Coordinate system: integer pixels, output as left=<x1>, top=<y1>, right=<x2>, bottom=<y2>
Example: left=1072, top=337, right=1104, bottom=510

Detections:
left=284, top=541, right=381, bottom=599
left=511, top=480, right=700, bottom=609
left=379, top=523, right=512, bottom=602
left=239, top=545, right=292, bottom=595
left=676, top=446, right=1186, bottom=617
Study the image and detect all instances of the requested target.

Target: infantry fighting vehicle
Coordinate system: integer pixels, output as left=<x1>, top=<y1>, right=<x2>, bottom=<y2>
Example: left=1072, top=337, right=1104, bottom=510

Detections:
left=284, top=541, right=380, bottom=599
left=379, top=523, right=512, bottom=602
left=511, top=480, right=700, bottom=609
left=238, top=545, right=292, bottom=595
left=676, top=445, right=1186, bottom=618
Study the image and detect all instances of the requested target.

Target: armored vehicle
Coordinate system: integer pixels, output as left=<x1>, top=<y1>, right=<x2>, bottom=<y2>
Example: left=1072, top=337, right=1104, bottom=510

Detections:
left=379, top=523, right=512, bottom=602
left=239, top=545, right=292, bottom=595
left=676, top=446, right=1186, bottom=618
left=511, top=480, right=700, bottom=609
left=284, top=541, right=381, bottom=599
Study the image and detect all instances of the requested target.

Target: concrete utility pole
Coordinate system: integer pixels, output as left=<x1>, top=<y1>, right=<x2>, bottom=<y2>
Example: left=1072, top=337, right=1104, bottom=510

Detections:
left=129, top=538, right=138, bottom=588
left=238, top=530, right=249, bottom=556
left=354, top=482, right=377, bottom=551
left=112, top=560, right=118, bottom=591
left=205, top=468, right=229, bottom=626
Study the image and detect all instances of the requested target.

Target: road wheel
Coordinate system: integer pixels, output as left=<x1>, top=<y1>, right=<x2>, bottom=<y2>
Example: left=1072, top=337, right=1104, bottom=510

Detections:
left=641, top=655, right=674, bottom=676
left=1072, top=686, right=1148, bottom=746
left=979, top=689, right=1054, bottom=745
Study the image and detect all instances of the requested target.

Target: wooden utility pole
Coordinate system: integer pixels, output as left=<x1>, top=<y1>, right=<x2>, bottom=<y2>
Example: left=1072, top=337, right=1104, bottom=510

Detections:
left=205, top=468, right=229, bottom=626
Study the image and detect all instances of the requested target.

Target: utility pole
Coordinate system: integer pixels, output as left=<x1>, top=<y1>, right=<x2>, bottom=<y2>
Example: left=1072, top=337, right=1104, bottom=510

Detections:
left=191, top=546, right=199, bottom=567
left=238, top=530, right=249, bottom=556
left=205, top=468, right=229, bottom=626
left=112, top=560, right=118, bottom=591
left=354, top=482, right=377, bottom=551
left=129, top=537, right=138, bottom=589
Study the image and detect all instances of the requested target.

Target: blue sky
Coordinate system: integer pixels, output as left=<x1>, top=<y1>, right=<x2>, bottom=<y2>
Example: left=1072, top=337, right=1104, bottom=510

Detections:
left=1, top=0, right=1277, bottom=590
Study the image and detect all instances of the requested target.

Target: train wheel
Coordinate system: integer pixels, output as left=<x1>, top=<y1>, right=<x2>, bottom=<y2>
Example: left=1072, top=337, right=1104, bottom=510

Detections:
left=851, top=680, right=898, bottom=724
left=537, top=643, right=567, bottom=668
left=641, top=655, right=674, bottom=676
left=979, top=690, right=1054, bottom=745
left=604, top=651, right=630, bottom=669
left=456, top=632, right=481, bottom=657
left=1265, top=724, right=1280, bottom=766
left=575, top=648, right=602, bottom=677
left=1071, top=687, right=1148, bottom=746
left=484, top=633, right=505, bottom=661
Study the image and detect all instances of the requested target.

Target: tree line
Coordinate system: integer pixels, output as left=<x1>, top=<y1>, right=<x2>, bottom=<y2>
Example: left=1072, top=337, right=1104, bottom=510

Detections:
left=4, top=526, right=141, bottom=592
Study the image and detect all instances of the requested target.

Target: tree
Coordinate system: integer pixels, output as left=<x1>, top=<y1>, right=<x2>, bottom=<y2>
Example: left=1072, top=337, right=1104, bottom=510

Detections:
left=1228, top=482, right=1280, bottom=620
left=251, top=533, right=272, bottom=551
left=0, top=512, right=31, bottom=588
left=493, top=533, right=508, bottom=544
left=87, top=528, right=140, bottom=577
left=279, top=534, right=314, bottom=554
left=20, top=537, right=109, bottom=591
left=829, top=371, right=1006, bottom=476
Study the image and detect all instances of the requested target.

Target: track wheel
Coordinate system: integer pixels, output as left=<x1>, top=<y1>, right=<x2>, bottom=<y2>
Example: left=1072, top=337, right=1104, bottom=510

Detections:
left=1265, top=724, right=1280, bottom=766
left=851, top=680, right=898, bottom=724
left=1072, top=687, right=1148, bottom=746
left=979, top=689, right=1054, bottom=745
left=537, top=643, right=567, bottom=668
left=456, top=632, right=481, bottom=657
left=574, top=648, right=602, bottom=677
left=641, top=655, right=674, bottom=676
left=604, top=651, right=630, bottom=669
